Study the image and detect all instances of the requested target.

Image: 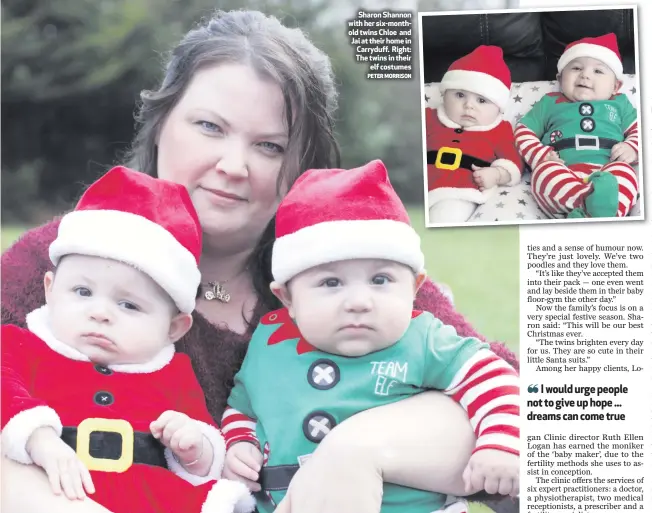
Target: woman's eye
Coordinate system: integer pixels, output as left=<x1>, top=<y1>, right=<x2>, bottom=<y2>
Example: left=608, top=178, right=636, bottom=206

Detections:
left=197, top=120, right=222, bottom=133
left=73, top=287, right=91, bottom=297
left=118, top=301, right=140, bottom=311
left=371, top=274, right=390, bottom=285
left=259, top=141, right=285, bottom=154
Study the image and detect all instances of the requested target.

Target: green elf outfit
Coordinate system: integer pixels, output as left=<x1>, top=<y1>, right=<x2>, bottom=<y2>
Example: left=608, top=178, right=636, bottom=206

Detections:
left=221, top=160, right=520, bottom=513
left=514, top=33, right=639, bottom=219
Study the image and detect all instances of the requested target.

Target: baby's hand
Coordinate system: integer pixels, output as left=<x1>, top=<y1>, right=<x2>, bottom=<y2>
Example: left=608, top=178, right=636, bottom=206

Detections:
left=610, top=142, right=637, bottom=164
left=151, top=410, right=204, bottom=467
left=463, top=449, right=519, bottom=496
left=471, top=165, right=501, bottom=191
left=26, top=426, right=95, bottom=500
left=223, top=442, right=264, bottom=492
left=544, top=149, right=564, bottom=163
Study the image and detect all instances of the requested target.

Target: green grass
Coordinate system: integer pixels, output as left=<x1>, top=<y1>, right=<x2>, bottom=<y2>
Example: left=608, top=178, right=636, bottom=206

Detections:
left=408, top=207, right=519, bottom=352
left=1, top=225, right=28, bottom=253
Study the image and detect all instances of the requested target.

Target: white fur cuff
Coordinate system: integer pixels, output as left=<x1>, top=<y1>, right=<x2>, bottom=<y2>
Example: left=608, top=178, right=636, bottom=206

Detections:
left=202, top=479, right=256, bottom=513
left=492, top=158, right=522, bottom=186
left=165, top=420, right=227, bottom=485
left=1, top=406, right=63, bottom=464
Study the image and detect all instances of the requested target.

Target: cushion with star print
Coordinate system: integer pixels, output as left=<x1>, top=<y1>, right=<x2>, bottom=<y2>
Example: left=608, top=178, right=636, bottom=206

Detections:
left=423, top=75, right=641, bottom=222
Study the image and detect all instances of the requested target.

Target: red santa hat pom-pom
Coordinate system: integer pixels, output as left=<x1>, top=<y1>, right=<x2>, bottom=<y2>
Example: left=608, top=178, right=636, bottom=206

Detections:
left=271, top=159, right=425, bottom=284
left=557, top=32, right=623, bottom=79
left=49, top=166, right=202, bottom=313
left=439, top=45, right=512, bottom=111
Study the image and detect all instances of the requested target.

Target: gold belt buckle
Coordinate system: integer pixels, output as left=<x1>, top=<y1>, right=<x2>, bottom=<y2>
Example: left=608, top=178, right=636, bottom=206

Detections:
left=435, top=147, right=463, bottom=170
left=76, top=418, right=134, bottom=472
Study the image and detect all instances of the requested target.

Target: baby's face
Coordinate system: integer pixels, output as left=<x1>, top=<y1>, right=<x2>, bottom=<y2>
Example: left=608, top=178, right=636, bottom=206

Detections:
left=443, top=89, right=501, bottom=127
left=44, top=255, right=183, bottom=366
left=559, top=57, right=621, bottom=102
left=281, top=259, right=420, bottom=357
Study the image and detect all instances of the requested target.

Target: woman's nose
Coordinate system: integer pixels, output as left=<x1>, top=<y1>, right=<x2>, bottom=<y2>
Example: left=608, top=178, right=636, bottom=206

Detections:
left=215, top=142, right=248, bottom=178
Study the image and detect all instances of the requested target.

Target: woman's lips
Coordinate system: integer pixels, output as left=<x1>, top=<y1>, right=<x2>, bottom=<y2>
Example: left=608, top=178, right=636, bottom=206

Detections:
left=200, top=186, right=247, bottom=205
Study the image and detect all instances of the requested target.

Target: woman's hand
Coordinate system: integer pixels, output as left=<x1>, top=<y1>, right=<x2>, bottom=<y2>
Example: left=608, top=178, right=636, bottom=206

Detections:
left=26, top=426, right=95, bottom=500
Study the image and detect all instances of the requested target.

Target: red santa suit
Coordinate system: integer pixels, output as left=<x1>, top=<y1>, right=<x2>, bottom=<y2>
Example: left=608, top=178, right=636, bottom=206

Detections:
left=1, top=305, right=255, bottom=513
left=426, top=106, right=523, bottom=207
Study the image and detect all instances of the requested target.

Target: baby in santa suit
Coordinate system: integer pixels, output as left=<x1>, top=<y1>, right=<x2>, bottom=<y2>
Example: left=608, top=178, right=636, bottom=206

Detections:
left=219, top=160, right=520, bottom=513
left=515, top=33, right=639, bottom=219
left=426, top=45, right=523, bottom=224
left=1, top=167, right=255, bottom=513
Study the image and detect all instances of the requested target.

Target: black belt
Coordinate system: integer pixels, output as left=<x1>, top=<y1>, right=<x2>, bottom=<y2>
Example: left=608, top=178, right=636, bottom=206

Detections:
left=62, top=426, right=167, bottom=469
left=551, top=136, right=619, bottom=152
left=427, top=149, right=491, bottom=170
left=261, top=464, right=300, bottom=491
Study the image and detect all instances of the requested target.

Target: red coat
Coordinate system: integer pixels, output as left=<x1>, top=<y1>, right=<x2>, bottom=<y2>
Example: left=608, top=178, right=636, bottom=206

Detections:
left=1, top=306, right=255, bottom=513
left=425, top=107, right=523, bottom=206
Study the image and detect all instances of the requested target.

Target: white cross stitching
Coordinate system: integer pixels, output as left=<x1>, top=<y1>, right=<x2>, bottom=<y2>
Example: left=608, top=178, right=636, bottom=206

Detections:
left=313, top=365, right=335, bottom=384
left=580, top=105, right=592, bottom=115
left=581, top=119, right=594, bottom=130
left=309, top=417, right=331, bottom=437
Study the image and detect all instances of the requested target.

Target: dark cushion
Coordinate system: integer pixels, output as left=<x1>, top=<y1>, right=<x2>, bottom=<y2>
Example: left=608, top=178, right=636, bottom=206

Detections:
left=421, top=9, right=635, bottom=83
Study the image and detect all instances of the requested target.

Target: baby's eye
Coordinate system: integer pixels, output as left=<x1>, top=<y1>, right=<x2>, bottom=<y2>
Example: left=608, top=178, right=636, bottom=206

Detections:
left=478, top=98, right=486, bottom=104
left=595, top=69, right=604, bottom=74
left=74, top=287, right=92, bottom=297
left=320, top=278, right=341, bottom=288
left=119, top=300, right=140, bottom=311
left=371, top=274, right=391, bottom=285
left=455, top=91, right=465, bottom=98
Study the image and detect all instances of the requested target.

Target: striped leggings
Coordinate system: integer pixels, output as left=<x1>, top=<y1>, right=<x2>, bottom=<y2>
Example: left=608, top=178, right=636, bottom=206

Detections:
left=530, top=160, right=638, bottom=218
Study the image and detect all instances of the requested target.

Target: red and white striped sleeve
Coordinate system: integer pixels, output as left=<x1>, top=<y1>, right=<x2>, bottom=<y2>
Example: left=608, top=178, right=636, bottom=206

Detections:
left=623, top=120, right=638, bottom=156
left=514, top=122, right=553, bottom=170
left=221, top=407, right=259, bottom=450
left=444, top=349, right=520, bottom=456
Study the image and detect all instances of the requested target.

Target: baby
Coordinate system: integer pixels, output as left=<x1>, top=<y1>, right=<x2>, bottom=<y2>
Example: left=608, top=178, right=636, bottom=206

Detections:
left=221, top=160, right=520, bottom=513
left=1, top=167, right=254, bottom=513
left=515, top=33, right=639, bottom=218
left=426, top=45, right=523, bottom=223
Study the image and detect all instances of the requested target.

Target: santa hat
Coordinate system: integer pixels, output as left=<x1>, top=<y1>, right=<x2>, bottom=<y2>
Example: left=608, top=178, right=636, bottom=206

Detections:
left=271, top=160, right=424, bottom=284
left=439, top=45, right=512, bottom=111
left=557, top=33, right=623, bottom=79
left=49, top=166, right=202, bottom=313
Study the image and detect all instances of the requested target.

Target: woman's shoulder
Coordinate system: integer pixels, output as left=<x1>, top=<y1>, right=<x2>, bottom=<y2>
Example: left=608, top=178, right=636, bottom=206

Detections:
left=1, top=218, right=61, bottom=327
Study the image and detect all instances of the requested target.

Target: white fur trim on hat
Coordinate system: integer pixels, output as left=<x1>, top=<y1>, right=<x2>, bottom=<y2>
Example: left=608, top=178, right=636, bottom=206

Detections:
left=440, top=69, right=511, bottom=111
left=557, top=43, right=623, bottom=79
left=272, top=219, right=424, bottom=284
left=1, top=406, right=63, bottom=464
left=201, top=479, right=256, bottom=513
left=49, top=209, right=200, bottom=313
left=165, top=420, right=227, bottom=485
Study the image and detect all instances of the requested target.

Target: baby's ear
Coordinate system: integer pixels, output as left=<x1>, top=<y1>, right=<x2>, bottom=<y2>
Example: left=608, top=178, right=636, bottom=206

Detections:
left=270, top=281, right=292, bottom=309
left=614, top=79, right=623, bottom=94
left=43, top=271, right=55, bottom=303
left=168, top=313, right=193, bottom=343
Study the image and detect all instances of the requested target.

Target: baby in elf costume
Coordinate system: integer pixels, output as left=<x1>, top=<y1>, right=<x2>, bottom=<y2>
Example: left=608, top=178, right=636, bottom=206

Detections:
left=1, top=167, right=255, bottom=513
left=515, top=33, right=639, bottom=219
left=221, top=160, right=520, bottom=513
left=426, top=45, right=523, bottom=224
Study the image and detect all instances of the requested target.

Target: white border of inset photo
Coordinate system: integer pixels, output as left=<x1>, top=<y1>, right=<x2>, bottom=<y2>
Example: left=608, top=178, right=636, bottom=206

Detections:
left=418, top=5, right=645, bottom=228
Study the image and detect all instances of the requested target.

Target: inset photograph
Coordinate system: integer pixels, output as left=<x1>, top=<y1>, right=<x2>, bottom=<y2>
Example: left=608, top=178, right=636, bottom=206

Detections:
left=419, top=6, right=643, bottom=227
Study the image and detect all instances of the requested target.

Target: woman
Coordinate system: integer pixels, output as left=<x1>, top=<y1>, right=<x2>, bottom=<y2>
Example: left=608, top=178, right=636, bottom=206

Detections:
left=1, top=10, right=518, bottom=513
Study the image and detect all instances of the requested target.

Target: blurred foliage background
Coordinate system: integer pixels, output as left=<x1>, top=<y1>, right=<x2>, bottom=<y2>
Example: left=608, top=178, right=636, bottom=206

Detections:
left=1, top=0, right=518, bottom=352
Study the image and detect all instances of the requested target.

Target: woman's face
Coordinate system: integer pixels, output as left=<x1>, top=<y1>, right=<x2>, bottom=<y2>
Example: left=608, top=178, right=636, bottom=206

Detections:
left=157, top=63, right=289, bottom=251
